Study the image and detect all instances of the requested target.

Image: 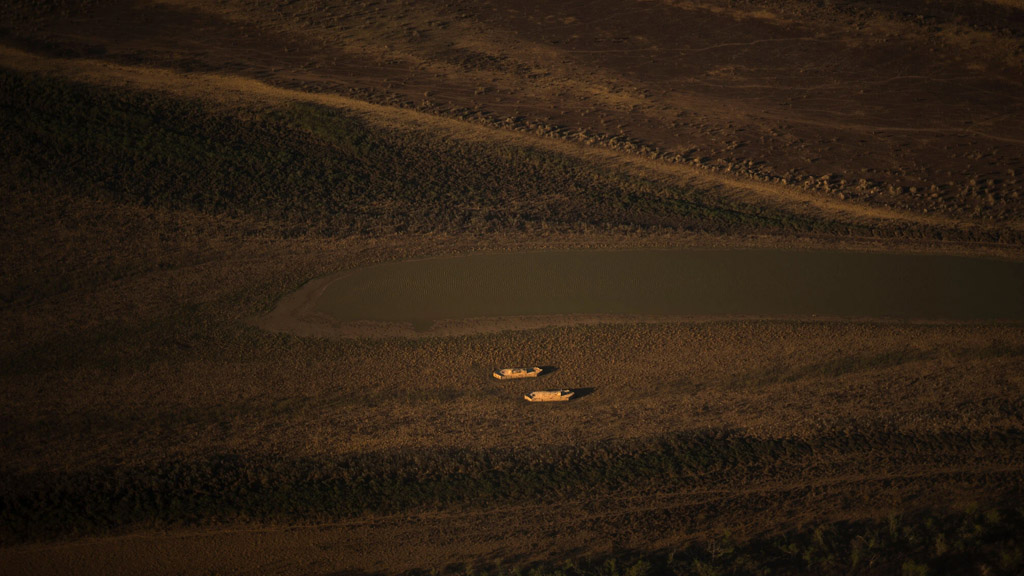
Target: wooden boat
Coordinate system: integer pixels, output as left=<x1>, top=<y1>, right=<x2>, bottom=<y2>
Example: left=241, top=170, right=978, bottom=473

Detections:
left=492, top=367, right=542, bottom=380
left=524, top=389, right=573, bottom=402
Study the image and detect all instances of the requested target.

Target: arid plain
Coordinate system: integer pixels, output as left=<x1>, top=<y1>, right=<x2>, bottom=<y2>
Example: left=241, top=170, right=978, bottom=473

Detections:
left=2, top=1, right=1024, bottom=574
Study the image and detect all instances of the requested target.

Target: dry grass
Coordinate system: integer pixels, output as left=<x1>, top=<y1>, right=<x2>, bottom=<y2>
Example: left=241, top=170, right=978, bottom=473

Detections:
left=5, top=0, right=1023, bottom=225
left=7, top=318, right=1024, bottom=471
left=2, top=2, right=1024, bottom=571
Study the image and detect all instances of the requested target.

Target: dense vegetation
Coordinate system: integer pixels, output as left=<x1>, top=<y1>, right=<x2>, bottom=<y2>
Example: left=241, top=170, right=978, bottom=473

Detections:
left=0, top=67, right=850, bottom=239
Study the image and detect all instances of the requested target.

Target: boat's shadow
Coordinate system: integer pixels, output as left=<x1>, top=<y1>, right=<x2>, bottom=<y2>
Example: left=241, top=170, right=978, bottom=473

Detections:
left=539, top=365, right=559, bottom=376
left=570, top=387, right=596, bottom=400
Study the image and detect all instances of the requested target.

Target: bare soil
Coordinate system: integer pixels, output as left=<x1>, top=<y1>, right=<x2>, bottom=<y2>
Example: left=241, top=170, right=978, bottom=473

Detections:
left=2, top=0, right=1024, bottom=574
left=4, top=0, right=1024, bottom=224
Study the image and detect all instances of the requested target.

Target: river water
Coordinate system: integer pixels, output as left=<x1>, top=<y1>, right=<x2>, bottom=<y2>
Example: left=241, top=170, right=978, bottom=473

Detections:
left=312, top=249, right=1024, bottom=326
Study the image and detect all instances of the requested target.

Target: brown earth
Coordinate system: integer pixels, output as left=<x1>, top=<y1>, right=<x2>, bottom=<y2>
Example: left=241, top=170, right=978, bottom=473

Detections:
left=3, top=461, right=1021, bottom=576
left=2, top=0, right=1024, bottom=574
left=3, top=0, right=1024, bottom=223
left=3, top=312, right=1024, bottom=574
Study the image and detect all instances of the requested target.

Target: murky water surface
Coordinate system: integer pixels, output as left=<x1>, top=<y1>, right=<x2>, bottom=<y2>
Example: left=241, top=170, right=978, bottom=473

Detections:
left=313, top=250, right=1024, bottom=326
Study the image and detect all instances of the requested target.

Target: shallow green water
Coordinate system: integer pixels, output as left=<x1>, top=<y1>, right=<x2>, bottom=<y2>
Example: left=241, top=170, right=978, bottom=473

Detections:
left=313, top=250, right=1024, bottom=327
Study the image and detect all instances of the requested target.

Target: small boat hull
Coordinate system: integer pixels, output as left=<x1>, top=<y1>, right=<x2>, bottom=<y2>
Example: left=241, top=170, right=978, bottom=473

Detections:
left=493, top=367, right=542, bottom=380
left=524, top=389, right=574, bottom=402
